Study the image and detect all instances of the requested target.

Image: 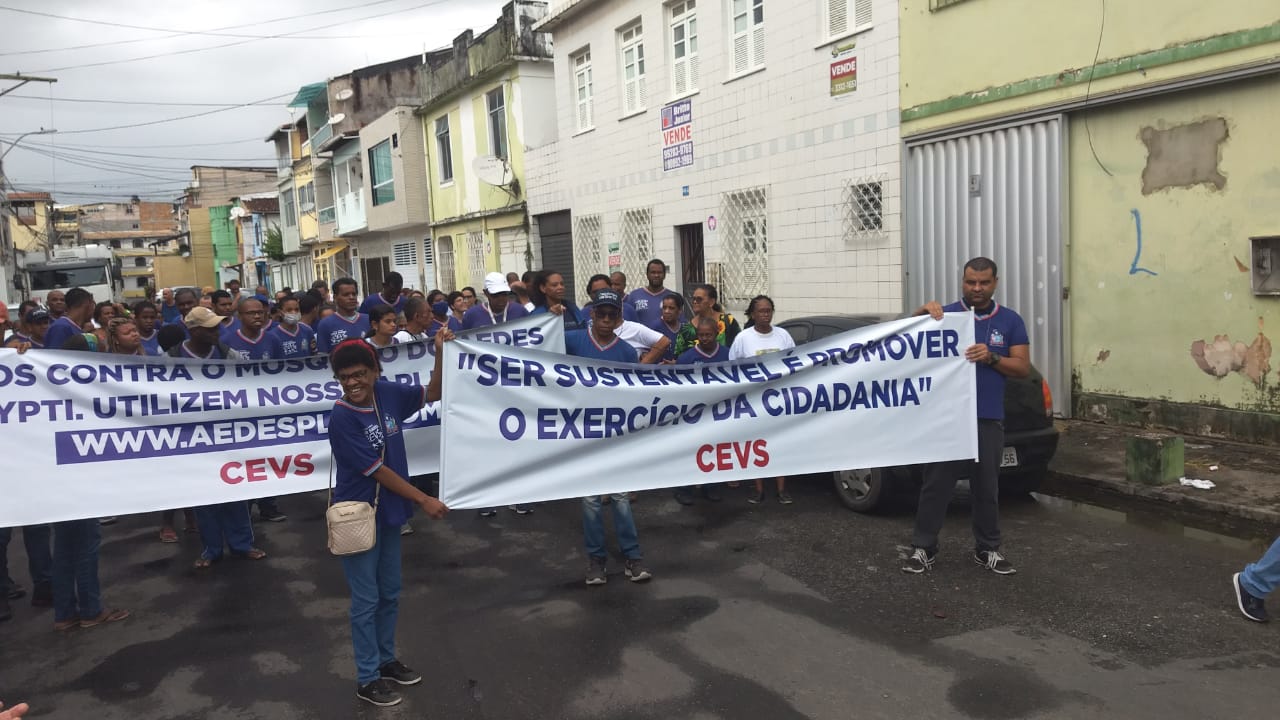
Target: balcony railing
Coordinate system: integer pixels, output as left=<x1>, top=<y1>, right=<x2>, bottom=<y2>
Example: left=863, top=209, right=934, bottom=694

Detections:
left=318, top=206, right=336, bottom=224
left=335, top=191, right=366, bottom=234
left=309, top=124, right=333, bottom=152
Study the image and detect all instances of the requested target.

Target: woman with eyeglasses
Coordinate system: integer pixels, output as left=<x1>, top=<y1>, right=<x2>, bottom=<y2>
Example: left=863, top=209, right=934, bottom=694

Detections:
left=730, top=295, right=797, bottom=504
left=328, top=332, right=451, bottom=707
left=673, top=284, right=741, bottom=357
left=460, top=287, right=478, bottom=309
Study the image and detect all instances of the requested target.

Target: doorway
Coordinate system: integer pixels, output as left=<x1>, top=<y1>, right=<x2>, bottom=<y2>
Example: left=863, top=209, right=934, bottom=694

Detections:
left=676, top=223, right=704, bottom=296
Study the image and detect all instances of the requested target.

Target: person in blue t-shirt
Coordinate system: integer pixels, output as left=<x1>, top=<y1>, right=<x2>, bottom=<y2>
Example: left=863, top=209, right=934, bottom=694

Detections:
left=132, top=301, right=162, bottom=356
left=270, top=294, right=317, bottom=358
left=161, top=288, right=199, bottom=341
left=328, top=335, right=449, bottom=707
left=564, top=289, right=654, bottom=587
left=625, top=259, right=688, bottom=330
left=358, top=271, right=406, bottom=316
left=903, top=257, right=1030, bottom=578
left=316, top=278, right=372, bottom=354
left=528, top=269, right=585, bottom=332
left=461, top=272, right=530, bottom=330
left=221, top=298, right=284, bottom=361
left=43, top=287, right=95, bottom=351
left=676, top=316, right=731, bottom=365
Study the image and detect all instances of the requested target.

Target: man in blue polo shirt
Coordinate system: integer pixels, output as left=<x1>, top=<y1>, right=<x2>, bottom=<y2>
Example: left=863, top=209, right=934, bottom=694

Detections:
left=903, top=257, right=1030, bottom=577
left=625, top=259, right=687, bottom=330
left=316, top=278, right=371, bottom=354
left=222, top=298, right=283, bottom=361
left=565, top=289, right=654, bottom=586
left=43, top=287, right=96, bottom=350
left=359, top=271, right=406, bottom=316
left=462, top=272, right=529, bottom=330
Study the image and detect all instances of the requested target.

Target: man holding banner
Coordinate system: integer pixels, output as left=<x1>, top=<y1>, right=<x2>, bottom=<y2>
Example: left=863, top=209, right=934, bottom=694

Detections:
left=903, top=257, right=1030, bottom=576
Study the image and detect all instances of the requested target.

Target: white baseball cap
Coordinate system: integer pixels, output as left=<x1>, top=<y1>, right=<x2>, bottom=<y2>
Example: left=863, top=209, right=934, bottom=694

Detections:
left=483, top=272, right=511, bottom=295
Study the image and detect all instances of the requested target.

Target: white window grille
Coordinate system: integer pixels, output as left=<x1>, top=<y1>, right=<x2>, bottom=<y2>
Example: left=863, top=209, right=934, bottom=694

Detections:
left=730, top=0, right=764, bottom=75
left=825, top=0, right=873, bottom=41
left=619, top=22, right=646, bottom=114
left=572, top=214, right=604, bottom=305
left=467, top=231, right=487, bottom=291
left=719, top=187, right=769, bottom=315
left=842, top=176, right=885, bottom=242
left=434, top=116, right=453, bottom=183
left=669, top=1, right=699, bottom=97
left=436, top=235, right=456, bottom=292
left=618, top=208, right=653, bottom=289
left=572, top=49, right=594, bottom=132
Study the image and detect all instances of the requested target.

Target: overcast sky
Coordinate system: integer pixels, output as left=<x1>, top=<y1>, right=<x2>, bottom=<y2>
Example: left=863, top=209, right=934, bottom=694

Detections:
left=0, top=0, right=504, bottom=204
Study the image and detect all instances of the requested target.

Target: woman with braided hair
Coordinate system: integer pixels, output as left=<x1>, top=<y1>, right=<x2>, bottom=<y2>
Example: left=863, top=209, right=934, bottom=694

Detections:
left=328, top=329, right=452, bottom=707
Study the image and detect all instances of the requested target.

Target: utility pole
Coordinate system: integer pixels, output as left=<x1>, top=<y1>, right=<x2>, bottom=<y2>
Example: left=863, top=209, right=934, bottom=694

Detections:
left=0, top=73, right=57, bottom=305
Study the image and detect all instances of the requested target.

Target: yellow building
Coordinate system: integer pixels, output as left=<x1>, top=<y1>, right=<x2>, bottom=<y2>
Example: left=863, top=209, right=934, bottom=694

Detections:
left=418, top=1, right=555, bottom=292
left=5, top=192, right=53, bottom=252
left=900, top=1, right=1280, bottom=441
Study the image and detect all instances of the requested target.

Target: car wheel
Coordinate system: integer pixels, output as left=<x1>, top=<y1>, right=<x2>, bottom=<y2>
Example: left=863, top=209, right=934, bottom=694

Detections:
left=999, top=470, right=1045, bottom=496
left=832, top=467, right=887, bottom=513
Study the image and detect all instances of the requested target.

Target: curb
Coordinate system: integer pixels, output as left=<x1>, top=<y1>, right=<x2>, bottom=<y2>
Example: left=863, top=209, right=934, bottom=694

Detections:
left=1045, top=469, right=1280, bottom=526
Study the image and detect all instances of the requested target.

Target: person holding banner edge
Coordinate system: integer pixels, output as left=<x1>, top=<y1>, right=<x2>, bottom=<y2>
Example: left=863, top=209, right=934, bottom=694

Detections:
left=903, top=257, right=1030, bottom=576
left=327, top=331, right=451, bottom=707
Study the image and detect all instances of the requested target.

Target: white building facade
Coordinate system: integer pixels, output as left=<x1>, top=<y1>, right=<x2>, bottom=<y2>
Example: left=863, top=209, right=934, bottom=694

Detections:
left=527, top=0, right=904, bottom=316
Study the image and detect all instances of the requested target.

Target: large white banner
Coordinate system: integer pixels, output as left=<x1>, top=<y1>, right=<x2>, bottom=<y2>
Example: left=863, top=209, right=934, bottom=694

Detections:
left=440, top=314, right=977, bottom=509
left=0, top=313, right=564, bottom=525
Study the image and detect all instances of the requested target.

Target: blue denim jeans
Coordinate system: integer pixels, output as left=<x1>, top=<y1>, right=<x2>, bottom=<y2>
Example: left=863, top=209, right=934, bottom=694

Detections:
left=341, top=524, right=402, bottom=685
left=1241, top=536, right=1280, bottom=599
left=194, top=502, right=255, bottom=560
left=0, top=524, right=53, bottom=592
left=582, top=494, right=642, bottom=560
left=52, top=519, right=101, bottom=623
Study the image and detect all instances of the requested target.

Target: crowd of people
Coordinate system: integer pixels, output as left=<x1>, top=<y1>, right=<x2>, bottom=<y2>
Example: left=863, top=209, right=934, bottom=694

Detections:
left=3, top=256, right=1277, bottom=710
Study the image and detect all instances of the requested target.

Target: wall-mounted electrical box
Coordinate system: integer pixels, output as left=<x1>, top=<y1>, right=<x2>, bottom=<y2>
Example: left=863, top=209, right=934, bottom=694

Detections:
left=1251, top=236, right=1280, bottom=295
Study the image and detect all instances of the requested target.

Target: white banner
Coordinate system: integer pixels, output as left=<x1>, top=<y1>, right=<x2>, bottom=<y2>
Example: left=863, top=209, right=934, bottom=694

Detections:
left=440, top=314, right=977, bottom=509
left=0, top=313, right=564, bottom=526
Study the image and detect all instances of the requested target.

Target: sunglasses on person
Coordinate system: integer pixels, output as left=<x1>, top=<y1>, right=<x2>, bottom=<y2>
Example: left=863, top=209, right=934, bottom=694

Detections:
left=593, top=307, right=621, bottom=320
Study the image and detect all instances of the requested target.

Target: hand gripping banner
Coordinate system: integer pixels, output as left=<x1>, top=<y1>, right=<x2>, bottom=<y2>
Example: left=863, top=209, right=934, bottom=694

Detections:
left=440, top=314, right=977, bottom=508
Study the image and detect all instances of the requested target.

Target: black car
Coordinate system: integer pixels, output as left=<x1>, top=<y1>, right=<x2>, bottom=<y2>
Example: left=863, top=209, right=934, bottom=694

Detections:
left=777, top=314, right=1059, bottom=513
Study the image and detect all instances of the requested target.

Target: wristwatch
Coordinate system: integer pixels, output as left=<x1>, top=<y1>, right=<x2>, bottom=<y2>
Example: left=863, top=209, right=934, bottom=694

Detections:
left=988, top=353, right=1001, bottom=366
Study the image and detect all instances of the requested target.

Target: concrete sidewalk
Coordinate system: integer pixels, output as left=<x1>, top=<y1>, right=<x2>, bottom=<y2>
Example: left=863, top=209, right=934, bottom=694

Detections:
left=1047, top=419, right=1280, bottom=526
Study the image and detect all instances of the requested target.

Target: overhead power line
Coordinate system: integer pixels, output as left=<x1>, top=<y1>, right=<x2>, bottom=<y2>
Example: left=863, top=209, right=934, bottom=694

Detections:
left=0, top=92, right=292, bottom=134
left=16, top=140, right=274, bottom=161
left=28, top=0, right=451, bottom=73
left=0, top=137, right=266, bottom=149
left=4, top=93, right=281, bottom=107
left=0, top=0, right=405, bottom=55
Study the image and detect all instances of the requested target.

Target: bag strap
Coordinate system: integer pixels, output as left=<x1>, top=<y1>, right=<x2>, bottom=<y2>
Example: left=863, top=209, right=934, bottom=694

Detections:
left=327, top=381, right=386, bottom=509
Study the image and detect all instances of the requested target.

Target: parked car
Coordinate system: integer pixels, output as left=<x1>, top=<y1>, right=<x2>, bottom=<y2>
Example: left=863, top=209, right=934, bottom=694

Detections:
left=777, top=314, right=1059, bottom=513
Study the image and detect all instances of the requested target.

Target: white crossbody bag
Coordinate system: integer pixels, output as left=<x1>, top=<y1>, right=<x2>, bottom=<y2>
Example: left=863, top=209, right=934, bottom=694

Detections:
left=326, top=395, right=384, bottom=556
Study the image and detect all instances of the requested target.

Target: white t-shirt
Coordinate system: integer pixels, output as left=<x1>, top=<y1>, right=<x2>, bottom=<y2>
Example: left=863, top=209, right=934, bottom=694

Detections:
left=614, top=320, right=666, bottom=357
left=393, top=329, right=430, bottom=344
left=729, top=326, right=796, bottom=360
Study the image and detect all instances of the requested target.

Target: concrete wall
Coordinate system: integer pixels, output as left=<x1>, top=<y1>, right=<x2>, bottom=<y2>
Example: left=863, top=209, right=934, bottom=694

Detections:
left=526, top=0, right=904, bottom=316
left=1069, top=75, right=1280, bottom=424
left=361, top=106, right=431, bottom=233
left=900, top=0, right=1280, bottom=134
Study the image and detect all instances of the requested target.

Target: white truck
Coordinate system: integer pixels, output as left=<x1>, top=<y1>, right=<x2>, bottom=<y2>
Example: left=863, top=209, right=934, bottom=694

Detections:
left=22, top=244, right=121, bottom=306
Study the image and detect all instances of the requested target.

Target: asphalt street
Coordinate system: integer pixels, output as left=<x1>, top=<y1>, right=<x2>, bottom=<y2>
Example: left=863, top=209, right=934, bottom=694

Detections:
left=1, top=479, right=1277, bottom=719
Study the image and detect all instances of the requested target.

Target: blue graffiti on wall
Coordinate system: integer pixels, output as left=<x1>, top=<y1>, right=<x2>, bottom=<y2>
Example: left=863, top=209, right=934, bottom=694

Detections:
left=1129, top=209, right=1158, bottom=277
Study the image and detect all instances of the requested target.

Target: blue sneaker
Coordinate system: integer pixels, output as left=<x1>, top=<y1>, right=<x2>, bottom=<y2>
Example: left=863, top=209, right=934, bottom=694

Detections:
left=1234, top=573, right=1269, bottom=623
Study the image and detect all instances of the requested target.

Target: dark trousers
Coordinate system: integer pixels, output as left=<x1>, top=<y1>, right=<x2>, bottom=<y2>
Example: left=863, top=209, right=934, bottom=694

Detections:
left=913, top=420, right=1004, bottom=553
left=0, top=525, right=53, bottom=593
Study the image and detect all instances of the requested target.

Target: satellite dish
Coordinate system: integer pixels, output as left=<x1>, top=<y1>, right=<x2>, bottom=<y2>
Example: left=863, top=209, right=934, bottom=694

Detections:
left=473, top=155, right=512, bottom=186
left=228, top=206, right=247, bottom=219
left=335, top=88, right=354, bottom=101
left=327, top=113, right=346, bottom=125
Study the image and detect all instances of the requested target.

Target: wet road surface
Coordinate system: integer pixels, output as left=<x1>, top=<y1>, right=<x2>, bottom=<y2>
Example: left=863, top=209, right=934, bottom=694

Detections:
left=1, top=479, right=1277, bottom=719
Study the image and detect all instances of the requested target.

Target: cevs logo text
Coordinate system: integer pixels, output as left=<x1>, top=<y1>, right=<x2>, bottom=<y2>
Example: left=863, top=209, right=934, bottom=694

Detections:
left=221, top=454, right=315, bottom=484
left=696, top=440, right=770, bottom=472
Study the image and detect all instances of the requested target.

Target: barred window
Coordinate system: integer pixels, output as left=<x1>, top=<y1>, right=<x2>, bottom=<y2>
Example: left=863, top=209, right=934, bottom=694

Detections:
left=720, top=187, right=769, bottom=313
left=842, top=178, right=885, bottom=241
left=572, top=214, right=604, bottom=305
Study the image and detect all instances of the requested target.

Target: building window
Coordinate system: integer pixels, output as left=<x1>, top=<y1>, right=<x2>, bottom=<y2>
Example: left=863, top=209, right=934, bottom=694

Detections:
left=571, top=214, right=604, bottom=306
left=299, top=182, right=315, bottom=211
left=437, top=235, right=455, bottom=292
left=619, top=22, right=646, bottom=114
left=842, top=178, right=885, bottom=240
left=466, top=231, right=487, bottom=290
left=134, top=257, right=146, bottom=267
left=368, top=140, right=395, bottom=206
left=486, top=87, right=508, bottom=160
left=572, top=48, right=594, bottom=132
left=825, top=0, right=873, bottom=42
left=669, top=1, right=699, bottom=97
left=435, top=116, right=453, bottom=183
left=720, top=187, right=769, bottom=313
left=731, top=0, right=764, bottom=75
left=618, top=208, right=653, bottom=284
left=282, top=189, right=297, bottom=227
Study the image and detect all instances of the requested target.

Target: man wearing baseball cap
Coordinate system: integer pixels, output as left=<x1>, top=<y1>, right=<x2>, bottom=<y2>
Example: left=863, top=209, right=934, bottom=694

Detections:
left=168, top=307, right=239, bottom=360
left=565, top=288, right=662, bottom=586
left=461, top=272, right=529, bottom=330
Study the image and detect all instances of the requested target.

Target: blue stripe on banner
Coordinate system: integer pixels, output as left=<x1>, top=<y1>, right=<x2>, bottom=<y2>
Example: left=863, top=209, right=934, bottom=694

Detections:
left=54, top=411, right=332, bottom=465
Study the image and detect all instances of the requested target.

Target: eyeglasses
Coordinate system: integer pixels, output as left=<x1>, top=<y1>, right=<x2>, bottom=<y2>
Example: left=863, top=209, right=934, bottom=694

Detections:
left=692, top=296, right=709, bottom=303
left=593, top=308, right=621, bottom=320
left=335, top=368, right=372, bottom=384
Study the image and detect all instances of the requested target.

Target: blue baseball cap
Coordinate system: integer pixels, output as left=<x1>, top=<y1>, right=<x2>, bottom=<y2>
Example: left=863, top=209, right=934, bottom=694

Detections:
left=590, top=289, right=623, bottom=310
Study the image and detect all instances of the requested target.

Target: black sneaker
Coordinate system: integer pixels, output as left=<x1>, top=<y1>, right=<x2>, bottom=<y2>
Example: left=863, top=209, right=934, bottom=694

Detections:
left=747, top=490, right=764, bottom=504
left=673, top=489, right=695, bottom=506
left=902, top=547, right=936, bottom=574
left=379, top=659, right=422, bottom=685
left=31, top=582, right=53, bottom=609
left=699, top=486, right=722, bottom=502
left=974, top=550, right=1016, bottom=575
left=585, top=556, right=607, bottom=586
left=6, top=583, right=25, bottom=600
left=0, top=594, right=11, bottom=622
left=356, top=679, right=402, bottom=707
left=624, top=559, right=652, bottom=583
left=509, top=504, right=533, bottom=515
left=479, top=508, right=497, bottom=517
left=1234, top=572, right=1269, bottom=623
left=259, top=510, right=288, bottom=523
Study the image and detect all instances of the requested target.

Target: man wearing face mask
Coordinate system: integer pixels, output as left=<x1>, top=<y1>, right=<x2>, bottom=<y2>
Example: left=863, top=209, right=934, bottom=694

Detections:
left=270, top=294, right=317, bottom=358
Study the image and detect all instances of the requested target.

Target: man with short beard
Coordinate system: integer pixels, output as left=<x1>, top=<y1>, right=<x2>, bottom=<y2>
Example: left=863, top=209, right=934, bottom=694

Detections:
left=45, top=290, right=66, bottom=319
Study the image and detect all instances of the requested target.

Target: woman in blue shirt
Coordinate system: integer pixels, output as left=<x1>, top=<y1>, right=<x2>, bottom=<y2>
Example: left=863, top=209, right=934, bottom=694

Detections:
left=328, top=334, right=450, bottom=707
left=528, top=269, right=585, bottom=331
